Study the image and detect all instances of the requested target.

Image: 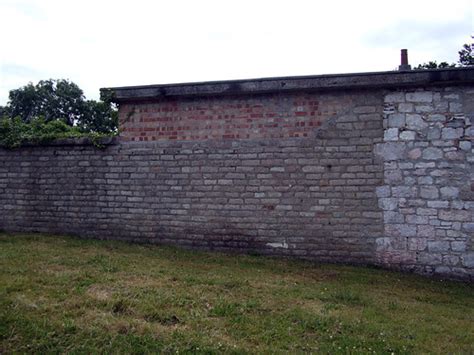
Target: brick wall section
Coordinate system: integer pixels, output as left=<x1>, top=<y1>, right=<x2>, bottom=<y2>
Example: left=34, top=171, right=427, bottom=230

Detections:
left=0, top=90, right=384, bottom=264
left=1, top=82, right=473, bottom=281
left=119, top=93, right=361, bottom=141
left=375, top=86, right=474, bottom=280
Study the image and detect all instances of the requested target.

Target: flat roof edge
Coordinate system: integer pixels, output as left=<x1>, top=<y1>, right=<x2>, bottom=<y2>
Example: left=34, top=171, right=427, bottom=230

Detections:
left=103, top=68, right=474, bottom=103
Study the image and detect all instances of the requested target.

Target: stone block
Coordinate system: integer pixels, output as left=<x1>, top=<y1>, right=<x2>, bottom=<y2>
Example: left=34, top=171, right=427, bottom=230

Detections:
left=408, top=237, right=427, bottom=251
left=451, top=241, right=467, bottom=252
left=406, top=114, right=428, bottom=130
left=398, top=103, right=414, bottom=113
left=416, top=208, right=437, bottom=216
left=459, top=141, right=472, bottom=151
left=385, top=169, right=403, bottom=183
left=384, top=128, right=399, bottom=141
left=428, top=114, right=446, bottom=122
left=384, top=211, right=405, bottom=223
left=408, top=148, right=421, bottom=160
left=461, top=253, right=474, bottom=268
left=415, top=105, right=433, bottom=113
left=376, top=236, right=406, bottom=250
left=439, top=210, right=471, bottom=222
left=440, top=186, right=459, bottom=199
left=445, top=151, right=464, bottom=160
left=441, top=128, right=464, bottom=140
left=399, top=130, right=416, bottom=140
left=385, top=224, right=417, bottom=237
left=422, top=147, right=443, bottom=160
left=376, top=185, right=391, bottom=198
left=449, top=102, right=462, bottom=113
left=392, top=186, right=416, bottom=198
left=417, top=252, right=442, bottom=265
left=379, top=198, right=398, bottom=211
left=374, top=142, right=407, bottom=161
left=388, top=114, right=406, bottom=128
left=406, top=215, right=428, bottom=224
left=417, top=176, right=433, bottom=185
left=417, top=225, right=435, bottom=237
left=428, top=240, right=450, bottom=252
left=427, top=128, right=441, bottom=140
left=302, top=166, right=325, bottom=173
left=463, top=223, right=474, bottom=233
left=420, top=186, right=439, bottom=199
left=385, top=92, right=405, bottom=103
left=406, top=92, right=433, bottom=103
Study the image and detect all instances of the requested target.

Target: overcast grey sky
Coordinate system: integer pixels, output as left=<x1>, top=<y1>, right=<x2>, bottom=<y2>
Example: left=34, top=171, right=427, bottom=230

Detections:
left=0, top=0, right=472, bottom=104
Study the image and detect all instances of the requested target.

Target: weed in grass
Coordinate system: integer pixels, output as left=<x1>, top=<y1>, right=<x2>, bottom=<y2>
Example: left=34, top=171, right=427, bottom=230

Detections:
left=112, top=299, right=131, bottom=315
left=144, top=312, right=180, bottom=326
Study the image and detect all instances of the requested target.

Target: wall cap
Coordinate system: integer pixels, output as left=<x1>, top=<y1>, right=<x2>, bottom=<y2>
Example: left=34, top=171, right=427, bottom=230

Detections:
left=103, top=67, right=474, bottom=103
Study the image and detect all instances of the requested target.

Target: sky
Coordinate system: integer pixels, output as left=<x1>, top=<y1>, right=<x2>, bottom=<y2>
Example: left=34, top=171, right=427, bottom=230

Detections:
left=0, top=0, right=472, bottom=104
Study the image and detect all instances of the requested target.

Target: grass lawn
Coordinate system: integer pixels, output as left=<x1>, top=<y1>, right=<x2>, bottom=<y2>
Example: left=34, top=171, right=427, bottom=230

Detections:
left=0, top=234, right=473, bottom=354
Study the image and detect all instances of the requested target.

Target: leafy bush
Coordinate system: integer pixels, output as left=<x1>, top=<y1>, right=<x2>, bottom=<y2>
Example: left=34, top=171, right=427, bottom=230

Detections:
left=2, top=79, right=118, bottom=134
left=0, top=116, right=115, bottom=148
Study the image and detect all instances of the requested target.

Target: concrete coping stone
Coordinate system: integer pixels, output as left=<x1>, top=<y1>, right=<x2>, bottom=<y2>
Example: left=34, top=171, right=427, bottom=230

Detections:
left=104, top=67, right=474, bottom=103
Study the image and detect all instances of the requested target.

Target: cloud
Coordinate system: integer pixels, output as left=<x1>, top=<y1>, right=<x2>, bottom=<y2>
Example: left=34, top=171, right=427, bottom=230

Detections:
left=1, top=63, right=39, bottom=77
left=364, top=14, right=472, bottom=64
left=0, top=0, right=472, bottom=105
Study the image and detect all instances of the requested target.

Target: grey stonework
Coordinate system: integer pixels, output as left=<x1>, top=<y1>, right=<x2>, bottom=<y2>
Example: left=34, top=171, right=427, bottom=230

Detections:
left=1, top=83, right=473, bottom=281
left=375, top=86, right=473, bottom=280
left=0, top=91, right=385, bottom=266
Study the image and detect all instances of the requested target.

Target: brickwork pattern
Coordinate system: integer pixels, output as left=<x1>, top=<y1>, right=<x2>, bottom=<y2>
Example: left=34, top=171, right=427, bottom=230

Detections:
left=119, top=93, right=361, bottom=141
left=0, top=91, right=384, bottom=264
left=375, top=87, right=474, bottom=280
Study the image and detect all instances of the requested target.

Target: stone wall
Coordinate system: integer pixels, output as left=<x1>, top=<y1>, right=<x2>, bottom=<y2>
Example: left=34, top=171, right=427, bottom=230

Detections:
left=375, top=86, right=474, bottom=279
left=0, top=90, right=384, bottom=264
left=1, top=69, right=473, bottom=281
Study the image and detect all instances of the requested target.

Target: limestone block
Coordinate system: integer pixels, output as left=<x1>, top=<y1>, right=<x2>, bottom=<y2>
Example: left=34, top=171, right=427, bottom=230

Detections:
left=379, top=198, right=398, bottom=211
left=420, top=186, right=439, bottom=199
left=440, top=186, right=459, bottom=199
left=398, top=103, right=414, bottom=113
left=388, top=114, right=405, bottom=128
left=439, top=210, right=471, bottom=222
left=375, top=185, right=391, bottom=198
left=384, top=128, right=399, bottom=141
left=451, top=241, right=467, bottom=252
left=406, top=114, right=428, bottom=130
left=374, top=142, right=407, bottom=161
left=461, top=253, right=474, bottom=268
left=406, top=92, right=433, bottom=103
left=422, top=147, right=443, bottom=160
left=408, top=148, right=421, bottom=160
left=385, top=92, right=405, bottom=103
left=399, top=130, right=416, bottom=141
left=441, top=127, right=464, bottom=140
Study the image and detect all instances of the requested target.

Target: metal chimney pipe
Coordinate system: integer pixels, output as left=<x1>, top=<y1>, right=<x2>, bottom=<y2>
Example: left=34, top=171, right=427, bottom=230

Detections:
left=399, top=49, right=412, bottom=71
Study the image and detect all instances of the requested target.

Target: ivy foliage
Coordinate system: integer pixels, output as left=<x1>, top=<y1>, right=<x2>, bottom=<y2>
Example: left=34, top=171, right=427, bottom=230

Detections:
left=0, top=116, right=114, bottom=148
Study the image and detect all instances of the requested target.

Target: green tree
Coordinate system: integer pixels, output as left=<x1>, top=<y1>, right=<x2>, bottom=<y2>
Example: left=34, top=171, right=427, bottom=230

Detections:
left=415, top=61, right=456, bottom=70
left=415, top=41, right=473, bottom=69
left=4, top=79, right=117, bottom=133
left=458, top=43, right=473, bottom=66
left=0, top=105, right=8, bottom=117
